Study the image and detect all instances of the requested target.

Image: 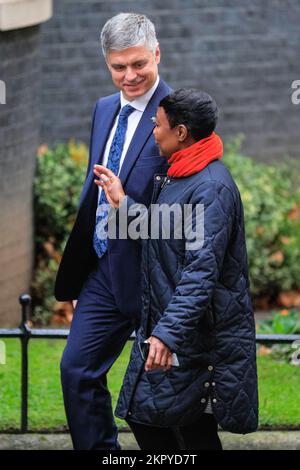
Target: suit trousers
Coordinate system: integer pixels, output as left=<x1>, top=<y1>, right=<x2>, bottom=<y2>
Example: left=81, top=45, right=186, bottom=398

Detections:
left=60, top=253, right=135, bottom=450
left=127, top=414, right=223, bottom=450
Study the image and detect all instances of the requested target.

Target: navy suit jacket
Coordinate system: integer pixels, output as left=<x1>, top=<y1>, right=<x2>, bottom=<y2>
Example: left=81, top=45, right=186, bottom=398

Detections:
left=54, top=79, right=171, bottom=317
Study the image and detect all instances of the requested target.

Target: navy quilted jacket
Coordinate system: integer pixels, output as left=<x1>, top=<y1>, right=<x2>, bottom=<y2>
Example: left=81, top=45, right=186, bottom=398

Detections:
left=115, top=159, right=258, bottom=434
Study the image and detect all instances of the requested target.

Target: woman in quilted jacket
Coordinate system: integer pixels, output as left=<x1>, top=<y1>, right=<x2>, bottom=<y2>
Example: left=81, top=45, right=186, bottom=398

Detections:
left=93, top=89, right=258, bottom=450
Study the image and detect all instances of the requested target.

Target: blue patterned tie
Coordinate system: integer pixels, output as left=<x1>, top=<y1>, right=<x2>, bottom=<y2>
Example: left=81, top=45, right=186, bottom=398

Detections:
left=93, top=104, right=135, bottom=258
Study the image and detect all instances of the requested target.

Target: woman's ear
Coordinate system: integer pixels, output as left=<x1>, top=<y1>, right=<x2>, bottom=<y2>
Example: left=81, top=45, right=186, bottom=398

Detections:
left=177, top=124, right=189, bottom=143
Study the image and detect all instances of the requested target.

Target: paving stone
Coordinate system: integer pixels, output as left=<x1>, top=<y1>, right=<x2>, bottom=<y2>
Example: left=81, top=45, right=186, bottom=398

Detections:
left=0, top=431, right=299, bottom=450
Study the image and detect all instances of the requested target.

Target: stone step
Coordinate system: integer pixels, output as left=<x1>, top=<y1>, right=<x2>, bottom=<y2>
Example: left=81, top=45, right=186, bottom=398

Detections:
left=0, top=431, right=299, bottom=450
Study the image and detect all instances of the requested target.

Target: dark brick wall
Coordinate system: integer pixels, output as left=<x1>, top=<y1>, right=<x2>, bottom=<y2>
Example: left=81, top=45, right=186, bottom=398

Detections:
left=0, top=26, right=41, bottom=326
left=40, top=0, right=300, bottom=161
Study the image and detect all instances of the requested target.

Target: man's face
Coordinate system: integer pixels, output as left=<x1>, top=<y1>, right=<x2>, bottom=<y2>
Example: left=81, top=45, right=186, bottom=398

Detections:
left=106, top=45, right=160, bottom=101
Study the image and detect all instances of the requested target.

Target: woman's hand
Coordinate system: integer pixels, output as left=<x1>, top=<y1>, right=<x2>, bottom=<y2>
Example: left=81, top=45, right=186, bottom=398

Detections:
left=93, top=164, right=126, bottom=209
left=145, top=336, right=173, bottom=372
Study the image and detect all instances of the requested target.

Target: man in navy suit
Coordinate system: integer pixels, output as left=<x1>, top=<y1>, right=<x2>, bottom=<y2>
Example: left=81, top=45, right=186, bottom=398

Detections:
left=55, top=13, right=170, bottom=450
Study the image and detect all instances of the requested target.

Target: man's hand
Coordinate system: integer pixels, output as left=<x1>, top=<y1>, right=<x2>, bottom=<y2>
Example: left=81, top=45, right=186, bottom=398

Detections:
left=145, top=336, right=173, bottom=372
left=93, top=165, right=125, bottom=209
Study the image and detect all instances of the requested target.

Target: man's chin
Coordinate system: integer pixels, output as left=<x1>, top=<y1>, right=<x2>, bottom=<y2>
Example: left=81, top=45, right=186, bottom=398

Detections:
left=122, top=82, right=149, bottom=99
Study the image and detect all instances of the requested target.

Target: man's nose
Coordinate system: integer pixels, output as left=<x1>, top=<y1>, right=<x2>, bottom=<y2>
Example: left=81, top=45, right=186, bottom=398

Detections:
left=125, top=68, right=138, bottom=82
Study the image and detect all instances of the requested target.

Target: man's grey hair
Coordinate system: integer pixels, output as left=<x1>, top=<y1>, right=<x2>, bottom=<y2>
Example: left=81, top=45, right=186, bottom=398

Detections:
left=101, top=12, right=159, bottom=58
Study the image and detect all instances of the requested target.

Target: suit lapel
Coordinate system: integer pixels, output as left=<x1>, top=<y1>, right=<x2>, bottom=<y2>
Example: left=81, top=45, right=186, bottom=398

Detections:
left=79, top=94, right=120, bottom=206
left=91, top=95, right=120, bottom=167
left=119, top=79, right=171, bottom=185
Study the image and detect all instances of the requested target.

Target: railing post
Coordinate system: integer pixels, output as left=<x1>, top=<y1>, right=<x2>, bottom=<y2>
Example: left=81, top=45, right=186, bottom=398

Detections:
left=19, top=294, right=31, bottom=433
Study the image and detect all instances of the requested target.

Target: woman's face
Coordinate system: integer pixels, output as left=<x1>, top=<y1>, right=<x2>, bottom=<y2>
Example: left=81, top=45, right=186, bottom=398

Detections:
left=153, top=107, right=181, bottom=159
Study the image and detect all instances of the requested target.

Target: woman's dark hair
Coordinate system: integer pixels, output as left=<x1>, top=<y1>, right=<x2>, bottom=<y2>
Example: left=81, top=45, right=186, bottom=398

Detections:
left=159, top=89, right=219, bottom=141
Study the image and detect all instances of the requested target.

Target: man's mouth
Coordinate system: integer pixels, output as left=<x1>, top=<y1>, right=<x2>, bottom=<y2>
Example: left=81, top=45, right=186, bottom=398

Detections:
left=123, top=79, right=145, bottom=88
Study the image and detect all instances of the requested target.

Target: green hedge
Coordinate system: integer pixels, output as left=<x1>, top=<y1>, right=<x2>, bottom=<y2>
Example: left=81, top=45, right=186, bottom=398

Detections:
left=31, top=141, right=88, bottom=323
left=31, top=139, right=300, bottom=324
left=225, top=137, right=300, bottom=299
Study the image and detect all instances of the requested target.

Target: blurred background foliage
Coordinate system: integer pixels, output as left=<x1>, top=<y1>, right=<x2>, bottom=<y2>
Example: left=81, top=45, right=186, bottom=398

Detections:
left=31, top=141, right=88, bottom=325
left=31, top=137, right=300, bottom=325
left=225, top=136, right=300, bottom=307
left=256, top=309, right=300, bottom=365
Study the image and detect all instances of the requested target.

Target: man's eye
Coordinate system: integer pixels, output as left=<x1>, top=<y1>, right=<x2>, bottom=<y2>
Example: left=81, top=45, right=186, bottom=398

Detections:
left=135, top=62, right=146, bottom=69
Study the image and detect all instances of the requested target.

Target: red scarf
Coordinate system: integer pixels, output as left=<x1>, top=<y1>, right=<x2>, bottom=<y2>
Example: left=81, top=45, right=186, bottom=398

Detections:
left=167, top=132, right=223, bottom=178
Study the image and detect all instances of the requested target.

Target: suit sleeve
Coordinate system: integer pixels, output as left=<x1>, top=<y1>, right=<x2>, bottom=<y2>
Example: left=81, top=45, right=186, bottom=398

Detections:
left=85, top=101, right=98, bottom=179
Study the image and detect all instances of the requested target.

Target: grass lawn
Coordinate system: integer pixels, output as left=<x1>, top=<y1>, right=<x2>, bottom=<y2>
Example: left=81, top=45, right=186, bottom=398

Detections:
left=0, top=338, right=299, bottom=431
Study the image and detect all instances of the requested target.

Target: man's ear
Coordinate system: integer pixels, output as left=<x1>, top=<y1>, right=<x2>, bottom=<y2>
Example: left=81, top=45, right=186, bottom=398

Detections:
left=155, top=44, right=161, bottom=65
left=177, top=124, right=188, bottom=142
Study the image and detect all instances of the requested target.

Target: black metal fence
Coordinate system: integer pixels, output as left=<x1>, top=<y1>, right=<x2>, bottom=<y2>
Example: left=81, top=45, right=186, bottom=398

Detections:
left=0, top=294, right=300, bottom=433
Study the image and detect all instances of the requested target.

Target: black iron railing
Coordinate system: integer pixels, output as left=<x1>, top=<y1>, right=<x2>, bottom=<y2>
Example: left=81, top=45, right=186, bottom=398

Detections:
left=0, top=293, right=300, bottom=433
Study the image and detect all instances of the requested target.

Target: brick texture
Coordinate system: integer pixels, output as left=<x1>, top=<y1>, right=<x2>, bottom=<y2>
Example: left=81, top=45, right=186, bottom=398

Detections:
left=0, top=26, right=41, bottom=326
left=40, top=0, right=300, bottom=161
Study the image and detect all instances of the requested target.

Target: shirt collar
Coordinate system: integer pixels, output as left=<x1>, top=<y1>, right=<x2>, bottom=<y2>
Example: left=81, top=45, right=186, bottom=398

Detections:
left=120, top=75, right=160, bottom=112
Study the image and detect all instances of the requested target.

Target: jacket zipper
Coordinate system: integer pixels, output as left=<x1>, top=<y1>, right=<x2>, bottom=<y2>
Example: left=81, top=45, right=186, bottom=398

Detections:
left=161, top=175, right=168, bottom=189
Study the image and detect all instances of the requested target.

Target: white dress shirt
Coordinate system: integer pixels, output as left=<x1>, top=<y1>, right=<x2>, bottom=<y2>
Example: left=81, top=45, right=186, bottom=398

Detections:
left=97, top=76, right=160, bottom=201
